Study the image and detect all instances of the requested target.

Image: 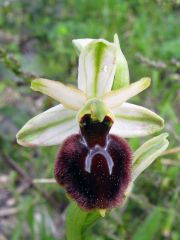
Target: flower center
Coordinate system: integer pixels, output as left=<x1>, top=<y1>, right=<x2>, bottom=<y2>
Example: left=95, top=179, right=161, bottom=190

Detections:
left=79, top=114, right=113, bottom=147
left=80, top=114, right=114, bottom=174
left=84, top=144, right=114, bottom=174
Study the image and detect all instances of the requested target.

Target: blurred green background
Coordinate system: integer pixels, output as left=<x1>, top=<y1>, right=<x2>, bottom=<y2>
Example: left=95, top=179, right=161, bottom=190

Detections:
left=0, top=0, right=180, bottom=239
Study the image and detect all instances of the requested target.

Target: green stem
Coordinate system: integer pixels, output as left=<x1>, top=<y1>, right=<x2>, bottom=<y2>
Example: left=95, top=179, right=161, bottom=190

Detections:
left=66, top=202, right=101, bottom=240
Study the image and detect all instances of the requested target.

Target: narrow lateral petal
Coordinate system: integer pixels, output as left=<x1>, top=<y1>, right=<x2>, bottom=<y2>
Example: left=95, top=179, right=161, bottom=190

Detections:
left=78, top=40, right=117, bottom=98
left=31, top=78, right=86, bottom=110
left=112, top=34, right=129, bottom=90
left=103, top=77, right=151, bottom=108
left=16, top=105, right=78, bottom=147
left=132, top=133, right=169, bottom=181
left=111, top=102, right=164, bottom=137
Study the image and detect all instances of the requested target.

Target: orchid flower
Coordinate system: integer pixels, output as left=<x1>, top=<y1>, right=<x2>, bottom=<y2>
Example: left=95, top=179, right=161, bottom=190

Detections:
left=16, top=34, right=169, bottom=213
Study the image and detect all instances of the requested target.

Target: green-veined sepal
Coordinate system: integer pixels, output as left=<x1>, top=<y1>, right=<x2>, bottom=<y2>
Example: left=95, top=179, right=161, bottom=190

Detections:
left=78, top=40, right=117, bottom=98
left=16, top=105, right=78, bottom=146
left=72, top=38, right=94, bottom=54
left=111, top=102, right=164, bottom=137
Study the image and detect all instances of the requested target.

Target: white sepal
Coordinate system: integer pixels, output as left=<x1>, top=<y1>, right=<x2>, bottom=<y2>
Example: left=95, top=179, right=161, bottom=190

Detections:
left=16, top=105, right=78, bottom=147
left=111, top=102, right=164, bottom=137
left=72, top=38, right=94, bottom=54
left=78, top=40, right=117, bottom=98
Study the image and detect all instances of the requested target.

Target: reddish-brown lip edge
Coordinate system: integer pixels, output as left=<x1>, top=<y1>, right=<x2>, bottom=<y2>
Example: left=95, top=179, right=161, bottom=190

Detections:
left=54, top=115, right=132, bottom=210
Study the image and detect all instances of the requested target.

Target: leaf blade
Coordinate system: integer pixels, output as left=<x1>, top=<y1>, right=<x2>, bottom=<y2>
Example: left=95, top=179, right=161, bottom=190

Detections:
left=66, top=202, right=101, bottom=240
left=132, top=207, right=163, bottom=240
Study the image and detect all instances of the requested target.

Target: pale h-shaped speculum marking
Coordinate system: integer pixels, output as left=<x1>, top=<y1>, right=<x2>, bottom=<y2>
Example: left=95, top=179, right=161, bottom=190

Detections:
left=84, top=144, right=114, bottom=175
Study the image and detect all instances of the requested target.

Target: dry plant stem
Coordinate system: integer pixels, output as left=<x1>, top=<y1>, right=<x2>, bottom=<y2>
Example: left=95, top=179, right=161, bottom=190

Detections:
left=0, top=233, right=8, bottom=240
left=135, top=53, right=167, bottom=69
left=0, top=47, right=39, bottom=81
left=136, top=53, right=180, bottom=82
left=160, top=146, right=180, bottom=156
left=33, top=178, right=56, bottom=184
left=171, top=58, right=180, bottom=68
left=161, top=158, right=180, bottom=166
left=0, top=30, right=19, bottom=43
left=130, top=193, right=180, bottom=219
left=0, top=207, right=18, bottom=217
left=2, top=152, right=60, bottom=209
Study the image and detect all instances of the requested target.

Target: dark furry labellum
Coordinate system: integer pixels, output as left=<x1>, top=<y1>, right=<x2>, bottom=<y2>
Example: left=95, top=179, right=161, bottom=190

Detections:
left=54, top=115, right=132, bottom=210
